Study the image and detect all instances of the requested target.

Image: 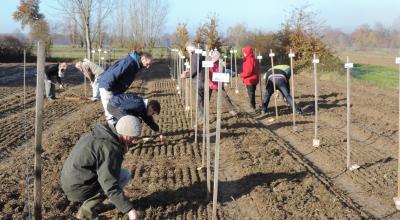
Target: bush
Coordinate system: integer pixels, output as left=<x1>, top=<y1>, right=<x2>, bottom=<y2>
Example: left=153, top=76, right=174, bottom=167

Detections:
left=0, top=35, right=33, bottom=62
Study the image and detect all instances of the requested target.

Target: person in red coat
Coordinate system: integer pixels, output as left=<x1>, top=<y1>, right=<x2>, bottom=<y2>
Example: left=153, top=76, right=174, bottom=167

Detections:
left=240, top=47, right=259, bottom=111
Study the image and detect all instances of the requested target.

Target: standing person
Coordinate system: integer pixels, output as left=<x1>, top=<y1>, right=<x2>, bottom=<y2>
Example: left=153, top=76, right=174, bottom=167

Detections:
left=181, top=43, right=205, bottom=122
left=208, top=51, right=237, bottom=115
left=44, top=62, right=68, bottom=100
left=61, top=115, right=143, bottom=220
left=107, top=93, right=167, bottom=143
left=99, top=51, right=153, bottom=124
left=239, top=47, right=259, bottom=112
left=75, top=60, right=105, bottom=101
left=260, top=64, right=302, bottom=114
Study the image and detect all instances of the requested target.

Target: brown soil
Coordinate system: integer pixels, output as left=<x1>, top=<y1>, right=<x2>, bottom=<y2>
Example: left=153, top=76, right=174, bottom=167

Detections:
left=0, top=62, right=395, bottom=219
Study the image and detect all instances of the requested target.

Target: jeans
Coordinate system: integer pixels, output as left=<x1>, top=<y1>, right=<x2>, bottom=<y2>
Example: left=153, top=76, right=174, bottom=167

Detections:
left=78, top=169, right=131, bottom=219
left=99, top=88, right=114, bottom=123
left=246, top=85, right=257, bottom=109
left=91, top=76, right=101, bottom=99
left=44, top=75, right=57, bottom=99
left=261, top=78, right=300, bottom=112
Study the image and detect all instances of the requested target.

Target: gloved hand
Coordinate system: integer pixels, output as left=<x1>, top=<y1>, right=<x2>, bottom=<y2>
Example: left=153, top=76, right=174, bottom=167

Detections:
left=59, top=84, right=65, bottom=89
left=159, top=134, right=167, bottom=143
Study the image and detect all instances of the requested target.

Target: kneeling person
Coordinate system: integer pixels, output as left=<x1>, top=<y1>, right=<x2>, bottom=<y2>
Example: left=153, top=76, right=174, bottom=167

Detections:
left=107, top=93, right=167, bottom=143
left=61, top=115, right=142, bottom=220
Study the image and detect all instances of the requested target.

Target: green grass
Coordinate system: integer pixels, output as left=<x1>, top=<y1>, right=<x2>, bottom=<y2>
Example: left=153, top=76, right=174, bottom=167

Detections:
left=352, top=64, right=399, bottom=90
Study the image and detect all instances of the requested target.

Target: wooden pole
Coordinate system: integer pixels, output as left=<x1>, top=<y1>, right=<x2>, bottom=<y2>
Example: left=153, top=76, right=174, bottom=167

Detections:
left=269, top=49, right=278, bottom=120
left=395, top=56, right=400, bottom=210
left=204, top=48, right=211, bottom=195
left=212, top=59, right=223, bottom=220
left=194, top=46, right=200, bottom=144
left=289, top=49, right=296, bottom=129
left=345, top=57, right=356, bottom=170
left=234, top=49, right=239, bottom=94
left=33, top=40, right=45, bottom=220
left=230, top=49, right=233, bottom=88
left=185, top=59, right=189, bottom=118
left=312, top=54, right=320, bottom=147
left=189, top=55, right=193, bottom=125
left=257, top=53, right=263, bottom=104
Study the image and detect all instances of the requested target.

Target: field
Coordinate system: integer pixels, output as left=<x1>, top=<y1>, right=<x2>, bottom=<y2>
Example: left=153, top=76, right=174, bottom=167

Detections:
left=0, top=50, right=400, bottom=219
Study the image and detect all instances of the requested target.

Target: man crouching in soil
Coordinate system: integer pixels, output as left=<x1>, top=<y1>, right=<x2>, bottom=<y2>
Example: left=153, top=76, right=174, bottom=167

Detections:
left=61, top=115, right=142, bottom=220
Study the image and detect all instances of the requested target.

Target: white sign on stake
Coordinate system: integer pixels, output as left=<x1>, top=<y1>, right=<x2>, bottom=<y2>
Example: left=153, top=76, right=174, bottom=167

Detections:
left=289, top=53, right=295, bottom=58
left=195, top=49, right=203, bottom=54
left=212, top=72, right=230, bottom=83
left=202, top=51, right=207, bottom=57
left=396, top=57, right=400, bottom=64
left=269, top=53, right=275, bottom=57
left=345, top=63, right=354, bottom=69
left=257, top=55, right=263, bottom=60
left=202, top=61, right=214, bottom=68
left=312, top=59, right=320, bottom=64
left=313, top=139, right=320, bottom=147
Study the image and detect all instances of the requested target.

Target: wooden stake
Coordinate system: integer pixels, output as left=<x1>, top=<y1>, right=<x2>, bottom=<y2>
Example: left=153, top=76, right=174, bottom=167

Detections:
left=189, top=55, right=193, bottom=125
left=289, top=49, right=296, bottom=129
left=312, top=54, right=320, bottom=147
left=204, top=48, right=211, bottom=195
left=230, top=49, right=233, bottom=88
left=257, top=53, right=263, bottom=104
left=212, top=59, right=223, bottom=220
left=395, top=56, right=400, bottom=210
left=269, top=49, right=278, bottom=120
left=234, top=49, right=239, bottom=94
left=34, top=40, right=45, bottom=220
left=194, top=46, right=200, bottom=144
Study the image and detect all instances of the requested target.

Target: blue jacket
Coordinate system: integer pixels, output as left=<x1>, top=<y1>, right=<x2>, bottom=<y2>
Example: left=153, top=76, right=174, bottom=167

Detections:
left=99, top=52, right=141, bottom=95
left=108, top=93, right=160, bottom=132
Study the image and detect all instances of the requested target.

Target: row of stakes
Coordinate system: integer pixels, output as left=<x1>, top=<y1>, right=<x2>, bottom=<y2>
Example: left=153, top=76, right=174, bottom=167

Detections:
left=169, top=46, right=400, bottom=214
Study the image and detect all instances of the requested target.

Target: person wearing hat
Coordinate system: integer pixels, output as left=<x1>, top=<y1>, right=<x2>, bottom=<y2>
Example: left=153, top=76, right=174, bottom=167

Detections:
left=208, top=50, right=237, bottom=115
left=44, top=62, right=68, bottom=100
left=240, top=47, right=259, bottom=112
left=61, top=115, right=143, bottom=220
left=75, top=60, right=105, bottom=101
left=99, top=51, right=153, bottom=124
left=107, top=93, right=167, bottom=143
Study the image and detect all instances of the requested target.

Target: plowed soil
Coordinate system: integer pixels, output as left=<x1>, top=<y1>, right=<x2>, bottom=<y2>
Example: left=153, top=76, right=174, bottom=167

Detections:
left=0, top=62, right=397, bottom=219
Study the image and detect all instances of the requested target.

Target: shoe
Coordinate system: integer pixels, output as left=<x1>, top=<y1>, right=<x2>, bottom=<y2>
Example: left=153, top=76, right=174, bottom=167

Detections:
left=90, top=97, right=99, bottom=102
left=296, top=108, right=303, bottom=115
left=47, top=97, right=56, bottom=101
left=76, top=206, right=97, bottom=220
left=261, top=109, right=266, bottom=114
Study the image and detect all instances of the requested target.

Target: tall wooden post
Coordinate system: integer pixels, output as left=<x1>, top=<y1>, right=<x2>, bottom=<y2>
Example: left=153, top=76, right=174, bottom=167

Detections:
left=194, top=46, right=202, bottom=144
left=257, top=53, right=263, bottom=104
left=204, top=48, right=211, bottom=195
left=230, top=49, right=233, bottom=88
left=289, top=50, right=296, bottom=129
left=394, top=56, right=400, bottom=210
left=312, top=54, right=320, bottom=147
left=234, top=49, right=238, bottom=94
left=33, top=40, right=45, bottom=220
left=269, top=50, right=278, bottom=120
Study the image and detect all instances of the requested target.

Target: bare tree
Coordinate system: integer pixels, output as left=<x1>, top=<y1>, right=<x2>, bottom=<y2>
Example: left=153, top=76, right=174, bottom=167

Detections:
left=202, top=14, right=222, bottom=50
left=111, top=0, right=127, bottom=48
left=227, top=23, right=248, bottom=48
left=56, top=0, right=113, bottom=59
left=172, top=23, right=189, bottom=53
left=128, top=0, right=169, bottom=48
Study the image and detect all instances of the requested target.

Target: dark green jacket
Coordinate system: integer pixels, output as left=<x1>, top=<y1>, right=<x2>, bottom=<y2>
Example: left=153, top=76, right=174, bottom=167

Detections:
left=61, top=124, right=134, bottom=213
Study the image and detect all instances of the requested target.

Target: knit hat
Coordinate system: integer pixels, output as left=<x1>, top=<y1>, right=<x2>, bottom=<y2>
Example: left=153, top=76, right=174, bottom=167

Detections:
left=210, top=51, right=220, bottom=63
left=116, top=115, right=142, bottom=137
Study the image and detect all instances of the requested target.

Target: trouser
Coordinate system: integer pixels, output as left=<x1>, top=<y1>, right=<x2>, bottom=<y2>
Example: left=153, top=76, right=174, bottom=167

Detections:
left=192, top=77, right=204, bottom=119
left=78, top=169, right=131, bottom=219
left=209, top=88, right=235, bottom=112
left=246, top=85, right=257, bottom=109
left=99, top=88, right=114, bottom=124
left=261, top=78, right=300, bottom=112
left=107, top=104, right=124, bottom=126
left=91, top=77, right=101, bottom=99
left=44, top=75, right=57, bottom=99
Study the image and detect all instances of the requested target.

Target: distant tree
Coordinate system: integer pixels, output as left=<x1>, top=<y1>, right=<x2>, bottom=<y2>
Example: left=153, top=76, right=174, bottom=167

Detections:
left=172, top=23, right=189, bottom=54
left=194, top=23, right=206, bottom=46
left=202, top=14, right=222, bottom=50
left=226, top=23, right=248, bottom=49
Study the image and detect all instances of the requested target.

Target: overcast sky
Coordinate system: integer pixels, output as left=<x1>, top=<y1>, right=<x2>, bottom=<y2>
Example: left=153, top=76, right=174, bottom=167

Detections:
left=1, top=0, right=399, bottom=34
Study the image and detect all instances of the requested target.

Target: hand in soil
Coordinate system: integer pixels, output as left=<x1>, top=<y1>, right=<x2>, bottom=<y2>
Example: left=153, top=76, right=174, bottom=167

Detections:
left=159, top=134, right=167, bottom=144
left=128, top=209, right=140, bottom=220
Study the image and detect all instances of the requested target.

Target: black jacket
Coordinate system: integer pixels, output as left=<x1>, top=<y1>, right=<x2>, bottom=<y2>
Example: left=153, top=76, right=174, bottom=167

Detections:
left=45, top=64, right=62, bottom=84
left=108, top=93, right=160, bottom=132
left=60, top=124, right=134, bottom=213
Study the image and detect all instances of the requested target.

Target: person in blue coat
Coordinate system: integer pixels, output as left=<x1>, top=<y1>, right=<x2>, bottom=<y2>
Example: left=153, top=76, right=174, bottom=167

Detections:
left=99, top=51, right=153, bottom=124
left=107, top=93, right=167, bottom=143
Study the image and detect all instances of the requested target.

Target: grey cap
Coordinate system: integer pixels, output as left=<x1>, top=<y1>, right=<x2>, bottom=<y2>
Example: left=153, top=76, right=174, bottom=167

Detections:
left=116, top=115, right=142, bottom=137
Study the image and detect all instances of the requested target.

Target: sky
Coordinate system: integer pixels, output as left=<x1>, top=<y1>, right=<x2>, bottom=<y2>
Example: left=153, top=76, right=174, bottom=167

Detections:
left=1, top=0, right=400, bottom=34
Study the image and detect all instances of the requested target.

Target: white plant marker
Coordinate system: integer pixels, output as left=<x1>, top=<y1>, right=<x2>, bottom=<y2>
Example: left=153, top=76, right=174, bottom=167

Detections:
left=234, top=49, right=239, bottom=94
left=269, top=49, right=278, bottom=120
left=312, top=54, right=320, bottom=147
left=289, top=49, right=297, bottom=130
left=395, top=56, right=400, bottom=210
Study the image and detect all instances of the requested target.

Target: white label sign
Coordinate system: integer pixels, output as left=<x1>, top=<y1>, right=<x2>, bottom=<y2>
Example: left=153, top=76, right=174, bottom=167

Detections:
left=289, top=53, right=295, bottom=58
left=312, top=59, right=320, bottom=64
left=396, top=57, right=400, bottom=64
left=257, top=55, right=263, bottom=60
left=345, top=63, right=354, bottom=69
left=202, top=51, right=207, bottom=56
left=202, top=61, right=214, bottom=68
left=212, top=72, right=230, bottom=83
left=180, top=56, right=185, bottom=59
left=269, top=53, right=275, bottom=57
left=195, top=49, right=203, bottom=54
left=313, top=139, right=320, bottom=147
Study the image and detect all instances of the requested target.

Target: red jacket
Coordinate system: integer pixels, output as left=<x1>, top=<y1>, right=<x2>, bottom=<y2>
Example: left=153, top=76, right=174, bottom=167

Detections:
left=240, top=47, right=259, bottom=85
left=209, top=62, right=221, bottom=90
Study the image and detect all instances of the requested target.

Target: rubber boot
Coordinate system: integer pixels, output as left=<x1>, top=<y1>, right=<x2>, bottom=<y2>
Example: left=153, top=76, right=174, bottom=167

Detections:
left=76, top=193, right=106, bottom=220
